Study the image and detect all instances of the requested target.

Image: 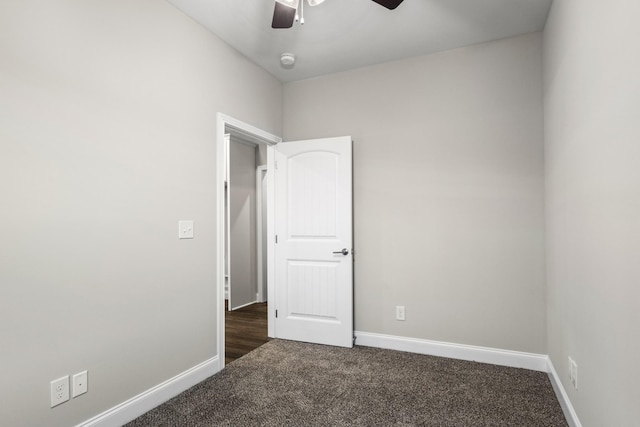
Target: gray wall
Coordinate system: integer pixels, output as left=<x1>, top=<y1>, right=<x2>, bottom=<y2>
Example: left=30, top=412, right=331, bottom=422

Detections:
left=0, top=1, right=281, bottom=426
left=7, top=0, right=636, bottom=424
left=283, top=33, right=546, bottom=353
left=229, top=139, right=258, bottom=309
left=257, top=144, right=268, bottom=167
left=544, top=0, right=640, bottom=425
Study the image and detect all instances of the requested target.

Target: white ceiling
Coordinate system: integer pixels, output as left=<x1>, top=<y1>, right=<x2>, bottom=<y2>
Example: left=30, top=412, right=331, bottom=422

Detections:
left=166, top=0, right=552, bottom=83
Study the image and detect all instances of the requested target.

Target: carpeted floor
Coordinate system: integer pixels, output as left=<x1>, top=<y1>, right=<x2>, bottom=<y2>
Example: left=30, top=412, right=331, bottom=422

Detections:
left=126, top=339, right=568, bottom=426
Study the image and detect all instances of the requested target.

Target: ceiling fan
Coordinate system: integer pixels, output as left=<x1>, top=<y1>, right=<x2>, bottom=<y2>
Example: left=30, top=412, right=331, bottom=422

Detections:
left=272, top=0, right=405, bottom=29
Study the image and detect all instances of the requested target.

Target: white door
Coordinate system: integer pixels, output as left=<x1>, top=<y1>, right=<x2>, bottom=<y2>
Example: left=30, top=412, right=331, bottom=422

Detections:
left=274, top=136, right=353, bottom=348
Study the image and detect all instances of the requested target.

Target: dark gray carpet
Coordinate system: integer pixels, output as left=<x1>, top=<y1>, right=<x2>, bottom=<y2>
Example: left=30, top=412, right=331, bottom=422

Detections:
left=126, top=339, right=568, bottom=426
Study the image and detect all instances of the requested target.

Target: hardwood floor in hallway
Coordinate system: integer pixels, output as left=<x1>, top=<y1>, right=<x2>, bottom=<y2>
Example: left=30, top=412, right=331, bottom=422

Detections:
left=225, top=302, right=269, bottom=365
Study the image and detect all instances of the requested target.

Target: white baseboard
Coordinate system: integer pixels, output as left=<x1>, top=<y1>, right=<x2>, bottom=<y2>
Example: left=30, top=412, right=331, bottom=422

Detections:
left=546, top=358, right=582, bottom=427
left=354, top=331, right=582, bottom=424
left=76, top=356, right=220, bottom=427
left=354, top=331, right=548, bottom=372
left=228, top=300, right=258, bottom=311
left=74, top=336, right=581, bottom=427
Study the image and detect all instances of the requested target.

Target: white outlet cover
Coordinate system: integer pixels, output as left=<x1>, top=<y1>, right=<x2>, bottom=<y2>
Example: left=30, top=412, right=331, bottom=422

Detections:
left=178, top=220, right=194, bottom=239
left=50, top=376, right=70, bottom=408
left=72, top=370, right=88, bottom=398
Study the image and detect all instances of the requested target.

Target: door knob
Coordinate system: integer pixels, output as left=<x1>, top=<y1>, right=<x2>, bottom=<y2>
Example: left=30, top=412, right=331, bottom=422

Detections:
left=332, top=248, right=349, bottom=256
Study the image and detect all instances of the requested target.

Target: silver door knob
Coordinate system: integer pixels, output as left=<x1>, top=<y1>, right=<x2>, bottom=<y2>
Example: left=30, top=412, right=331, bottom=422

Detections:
left=332, top=248, right=349, bottom=256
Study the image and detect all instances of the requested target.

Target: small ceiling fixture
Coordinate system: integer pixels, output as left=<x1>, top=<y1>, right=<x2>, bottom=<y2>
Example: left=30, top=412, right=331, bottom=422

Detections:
left=272, top=0, right=404, bottom=29
left=280, top=53, right=296, bottom=67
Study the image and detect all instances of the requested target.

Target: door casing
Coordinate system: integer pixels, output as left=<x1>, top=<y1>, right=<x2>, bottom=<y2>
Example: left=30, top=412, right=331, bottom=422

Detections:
left=256, top=165, right=268, bottom=303
left=216, top=113, right=280, bottom=369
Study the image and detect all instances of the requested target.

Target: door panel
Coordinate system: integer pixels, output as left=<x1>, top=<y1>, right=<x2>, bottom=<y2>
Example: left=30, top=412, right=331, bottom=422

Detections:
left=288, top=260, right=339, bottom=319
left=288, top=152, right=338, bottom=237
left=274, top=136, right=353, bottom=348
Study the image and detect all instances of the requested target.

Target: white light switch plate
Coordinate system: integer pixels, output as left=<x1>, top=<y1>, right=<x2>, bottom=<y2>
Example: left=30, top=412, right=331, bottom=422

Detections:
left=178, top=220, right=194, bottom=239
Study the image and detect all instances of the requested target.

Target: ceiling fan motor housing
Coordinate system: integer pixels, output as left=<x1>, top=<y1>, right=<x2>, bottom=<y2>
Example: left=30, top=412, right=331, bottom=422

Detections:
left=272, top=0, right=404, bottom=29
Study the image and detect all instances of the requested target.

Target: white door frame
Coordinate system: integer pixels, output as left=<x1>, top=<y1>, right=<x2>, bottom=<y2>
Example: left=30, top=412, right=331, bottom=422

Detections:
left=256, top=165, right=268, bottom=303
left=216, top=113, right=281, bottom=369
left=224, top=134, right=230, bottom=302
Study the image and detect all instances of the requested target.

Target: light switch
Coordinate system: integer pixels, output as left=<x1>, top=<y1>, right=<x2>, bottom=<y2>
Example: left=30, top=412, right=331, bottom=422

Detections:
left=178, top=220, right=194, bottom=239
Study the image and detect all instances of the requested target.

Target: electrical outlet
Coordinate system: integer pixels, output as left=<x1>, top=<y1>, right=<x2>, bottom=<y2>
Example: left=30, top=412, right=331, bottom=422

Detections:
left=72, top=370, right=88, bottom=398
left=395, top=305, right=406, bottom=321
left=50, top=376, right=70, bottom=408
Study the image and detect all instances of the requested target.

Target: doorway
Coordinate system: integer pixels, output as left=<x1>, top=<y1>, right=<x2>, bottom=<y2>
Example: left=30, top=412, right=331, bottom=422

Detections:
left=217, top=115, right=355, bottom=368
left=217, top=114, right=280, bottom=368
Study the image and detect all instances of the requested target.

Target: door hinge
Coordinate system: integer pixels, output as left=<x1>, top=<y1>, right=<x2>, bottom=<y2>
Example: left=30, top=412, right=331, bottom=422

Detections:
left=275, top=235, right=278, bottom=244
left=275, top=309, right=278, bottom=318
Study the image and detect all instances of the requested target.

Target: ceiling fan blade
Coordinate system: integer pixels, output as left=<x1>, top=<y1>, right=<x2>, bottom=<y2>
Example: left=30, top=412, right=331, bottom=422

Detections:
left=370, top=0, right=404, bottom=10
left=272, top=2, right=297, bottom=29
